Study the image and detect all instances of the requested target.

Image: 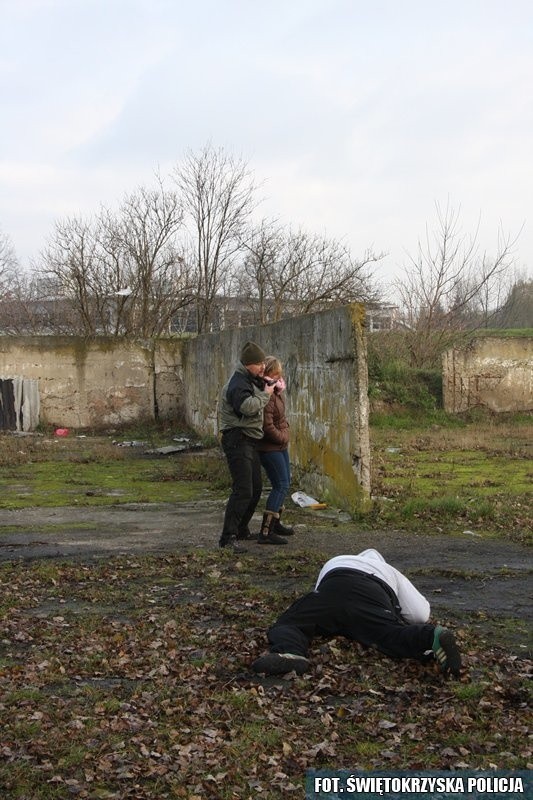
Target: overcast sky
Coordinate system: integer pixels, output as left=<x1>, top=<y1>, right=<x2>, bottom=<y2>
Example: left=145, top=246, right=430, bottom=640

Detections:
left=1, top=0, right=532, bottom=289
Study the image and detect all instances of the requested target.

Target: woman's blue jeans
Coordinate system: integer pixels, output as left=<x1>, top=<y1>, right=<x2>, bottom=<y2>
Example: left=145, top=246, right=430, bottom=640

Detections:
left=259, top=449, right=291, bottom=512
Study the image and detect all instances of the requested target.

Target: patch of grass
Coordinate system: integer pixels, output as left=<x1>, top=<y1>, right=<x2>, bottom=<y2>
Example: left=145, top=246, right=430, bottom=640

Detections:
left=401, top=495, right=466, bottom=520
left=352, top=740, right=383, bottom=757
left=453, top=683, right=486, bottom=701
left=368, top=413, right=532, bottom=542
left=370, top=407, right=456, bottom=429
left=0, top=416, right=530, bottom=543
left=0, top=428, right=231, bottom=510
left=145, top=451, right=231, bottom=490
left=470, top=328, right=533, bottom=339
left=5, top=687, right=44, bottom=703
left=0, top=459, right=217, bottom=509
left=240, top=719, right=287, bottom=748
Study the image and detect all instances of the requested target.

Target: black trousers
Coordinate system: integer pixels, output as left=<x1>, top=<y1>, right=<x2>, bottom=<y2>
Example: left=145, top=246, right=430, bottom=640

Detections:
left=267, top=570, right=435, bottom=662
left=220, top=429, right=262, bottom=543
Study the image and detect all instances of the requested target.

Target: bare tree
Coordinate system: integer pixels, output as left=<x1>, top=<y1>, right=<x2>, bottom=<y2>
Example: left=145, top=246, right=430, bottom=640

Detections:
left=394, top=202, right=518, bottom=367
left=38, top=215, right=102, bottom=334
left=0, top=270, right=49, bottom=334
left=287, top=232, right=380, bottom=315
left=468, top=264, right=511, bottom=328
left=36, top=182, right=192, bottom=337
left=0, top=227, right=26, bottom=332
left=101, top=182, right=192, bottom=337
left=0, top=227, right=18, bottom=291
left=235, top=219, right=287, bottom=323
left=174, top=145, right=256, bottom=332
left=236, top=221, right=381, bottom=323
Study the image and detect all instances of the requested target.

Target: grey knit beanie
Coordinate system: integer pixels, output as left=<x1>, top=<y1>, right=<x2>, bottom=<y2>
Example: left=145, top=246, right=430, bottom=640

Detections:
left=240, top=341, right=266, bottom=365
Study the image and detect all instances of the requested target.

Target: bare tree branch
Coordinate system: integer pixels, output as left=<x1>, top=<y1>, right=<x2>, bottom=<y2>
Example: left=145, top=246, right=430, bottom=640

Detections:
left=394, top=201, right=519, bottom=367
left=236, top=221, right=381, bottom=322
left=34, top=181, right=193, bottom=337
left=173, top=145, right=256, bottom=332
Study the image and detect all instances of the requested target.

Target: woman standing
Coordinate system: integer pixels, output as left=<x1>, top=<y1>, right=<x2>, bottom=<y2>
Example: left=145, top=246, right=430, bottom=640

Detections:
left=256, top=356, right=294, bottom=545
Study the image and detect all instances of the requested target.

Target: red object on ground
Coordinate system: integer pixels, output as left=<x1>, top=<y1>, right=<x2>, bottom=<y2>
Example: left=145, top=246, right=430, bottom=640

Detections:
left=54, top=428, right=69, bottom=437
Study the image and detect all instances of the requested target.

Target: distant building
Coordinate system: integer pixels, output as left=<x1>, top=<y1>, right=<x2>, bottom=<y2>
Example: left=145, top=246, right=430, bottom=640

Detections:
left=364, top=302, right=400, bottom=331
left=1, top=293, right=403, bottom=336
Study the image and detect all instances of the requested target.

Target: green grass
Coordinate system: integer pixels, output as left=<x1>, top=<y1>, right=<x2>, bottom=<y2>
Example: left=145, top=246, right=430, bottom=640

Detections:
left=0, top=450, right=228, bottom=509
left=0, top=414, right=531, bottom=542
left=367, top=413, right=532, bottom=542
left=453, top=683, right=486, bottom=701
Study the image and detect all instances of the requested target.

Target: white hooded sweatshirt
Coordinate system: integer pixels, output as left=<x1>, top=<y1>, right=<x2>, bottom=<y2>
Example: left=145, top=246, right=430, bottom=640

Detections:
left=315, top=549, right=431, bottom=624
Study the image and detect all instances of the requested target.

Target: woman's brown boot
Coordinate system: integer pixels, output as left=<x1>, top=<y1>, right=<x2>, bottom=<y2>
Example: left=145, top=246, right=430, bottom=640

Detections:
left=257, top=511, right=287, bottom=545
left=273, top=506, right=294, bottom=536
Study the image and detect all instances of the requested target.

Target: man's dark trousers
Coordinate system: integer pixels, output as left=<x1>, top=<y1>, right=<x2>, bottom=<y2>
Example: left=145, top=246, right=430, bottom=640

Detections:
left=220, top=428, right=262, bottom=544
left=267, top=571, right=435, bottom=661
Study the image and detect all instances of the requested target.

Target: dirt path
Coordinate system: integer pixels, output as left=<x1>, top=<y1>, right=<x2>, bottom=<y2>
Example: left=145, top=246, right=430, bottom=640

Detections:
left=0, top=500, right=530, bottom=653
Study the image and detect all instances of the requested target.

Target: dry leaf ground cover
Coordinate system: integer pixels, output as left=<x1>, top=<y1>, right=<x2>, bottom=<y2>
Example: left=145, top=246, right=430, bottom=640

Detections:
left=0, top=550, right=531, bottom=800
left=0, top=414, right=531, bottom=798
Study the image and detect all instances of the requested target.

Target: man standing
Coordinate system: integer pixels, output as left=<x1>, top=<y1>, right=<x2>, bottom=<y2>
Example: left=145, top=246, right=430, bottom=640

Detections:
left=252, top=549, right=462, bottom=676
left=218, top=341, right=286, bottom=552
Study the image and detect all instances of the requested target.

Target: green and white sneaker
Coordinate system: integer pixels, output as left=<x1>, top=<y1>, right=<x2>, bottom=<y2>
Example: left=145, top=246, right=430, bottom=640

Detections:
left=432, top=626, right=461, bottom=677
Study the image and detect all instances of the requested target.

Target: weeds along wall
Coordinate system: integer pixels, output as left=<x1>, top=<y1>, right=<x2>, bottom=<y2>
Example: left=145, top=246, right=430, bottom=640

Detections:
left=0, top=336, right=185, bottom=428
left=180, top=303, right=371, bottom=513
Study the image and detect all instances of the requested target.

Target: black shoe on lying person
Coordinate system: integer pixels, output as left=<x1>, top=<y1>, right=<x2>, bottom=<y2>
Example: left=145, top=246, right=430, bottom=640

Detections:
left=252, top=652, right=309, bottom=675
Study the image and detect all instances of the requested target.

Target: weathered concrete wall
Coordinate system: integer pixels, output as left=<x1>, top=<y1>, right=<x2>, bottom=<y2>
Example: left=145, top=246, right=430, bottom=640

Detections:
left=181, top=304, right=371, bottom=512
left=0, top=337, right=184, bottom=428
left=443, top=336, right=533, bottom=413
left=0, top=306, right=371, bottom=511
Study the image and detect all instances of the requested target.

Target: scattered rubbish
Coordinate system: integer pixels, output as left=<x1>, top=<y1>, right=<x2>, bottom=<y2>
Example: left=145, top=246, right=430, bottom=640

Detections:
left=144, top=443, right=204, bottom=456
left=291, top=491, right=327, bottom=509
left=386, top=447, right=401, bottom=453
left=54, top=428, right=69, bottom=437
left=112, top=437, right=203, bottom=455
left=463, top=530, right=482, bottom=537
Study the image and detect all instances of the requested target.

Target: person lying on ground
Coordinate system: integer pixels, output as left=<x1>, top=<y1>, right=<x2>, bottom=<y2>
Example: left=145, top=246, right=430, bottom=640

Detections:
left=252, top=549, right=462, bottom=677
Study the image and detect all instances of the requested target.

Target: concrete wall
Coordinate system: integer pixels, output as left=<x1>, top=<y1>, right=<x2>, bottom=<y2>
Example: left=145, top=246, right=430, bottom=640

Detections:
left=443, top=336, right=533, bottom=413
left=0, top=305, right=371, bottom=511
left=180, top=304, right=371, bottom=512
left=0, top=336, right=184, bottom=428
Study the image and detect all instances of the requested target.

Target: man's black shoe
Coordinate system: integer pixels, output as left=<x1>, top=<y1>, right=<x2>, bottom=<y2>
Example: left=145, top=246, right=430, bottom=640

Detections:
left=219, top=536, right=247, bottom=553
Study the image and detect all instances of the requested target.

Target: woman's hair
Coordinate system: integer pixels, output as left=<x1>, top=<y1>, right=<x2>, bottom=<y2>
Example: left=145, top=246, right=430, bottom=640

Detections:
left=264, top=356, right=282, bottom=377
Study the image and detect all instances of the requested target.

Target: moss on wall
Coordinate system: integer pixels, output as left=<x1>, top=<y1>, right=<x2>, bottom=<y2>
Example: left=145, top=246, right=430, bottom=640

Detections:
left=181, top=304, right=372, bottom=513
